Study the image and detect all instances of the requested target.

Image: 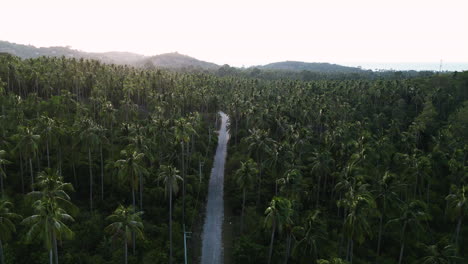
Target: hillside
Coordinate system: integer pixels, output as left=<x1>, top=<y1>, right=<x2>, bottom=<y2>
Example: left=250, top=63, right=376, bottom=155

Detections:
left=0, top=40, right=146, bottom=65
left=259, top=60, right=365, bottom=73
left=142, top=52, right=220, bottom=70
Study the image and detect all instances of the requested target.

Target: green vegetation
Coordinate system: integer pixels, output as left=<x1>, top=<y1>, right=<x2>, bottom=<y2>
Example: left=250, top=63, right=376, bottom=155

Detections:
left=0, top=52, right=467, bottom=264
left=223, top=70, right=468, bottom=263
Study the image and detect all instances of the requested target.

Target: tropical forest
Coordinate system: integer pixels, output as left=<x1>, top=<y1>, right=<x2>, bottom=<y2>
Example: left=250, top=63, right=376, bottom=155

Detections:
left=0, top=49, right=466, bottom=264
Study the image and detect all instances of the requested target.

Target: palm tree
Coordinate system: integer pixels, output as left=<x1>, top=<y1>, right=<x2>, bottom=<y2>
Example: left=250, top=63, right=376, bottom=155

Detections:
left=28, top=168, right=76, bottom=213
left=77, top=118, right=101, bottom=211
left=0, top=150, right=11, bottom=196
left=115, top=150, right=147, bottom=210
left=293, top=210, right=326, bottom=263
left=445, top=185, right=467, bottom=253
left=375, top=171, right=403, bottom=257
left=235, top=159, right=258, bottom=233
left=0, top=199, right=21, bottom=264
left=244, top=128, right=275, bottom=205
left=388, top=200, right=429, bottom=264
left=115, top=149, right=147, bottom=255
left=418, top=240, right=458, bottom=264
left=13, top=126, right=40, bottom=191
left=22, top=198, right=74, bottom=264
left=157, top=165, right=182, bottom=264
left=105, top=205, right=144, bottom=264
left=308, top=150, right=334, bottom=208
left=338, top=184, right=376, bottom=263
left=265, top=197, right=293, bottom=264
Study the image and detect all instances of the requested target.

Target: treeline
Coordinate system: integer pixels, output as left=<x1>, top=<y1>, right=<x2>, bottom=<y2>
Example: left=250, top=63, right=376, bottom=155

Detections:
left=222, top=72, right=468, bottom=263
left=0, top=53, right=467, bottom=264
left=0, top=54, right=223, bottom=264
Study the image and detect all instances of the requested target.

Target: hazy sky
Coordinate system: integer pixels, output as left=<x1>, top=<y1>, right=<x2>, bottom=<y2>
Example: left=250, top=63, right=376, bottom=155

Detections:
left=1, top=0, right=467, bottom=67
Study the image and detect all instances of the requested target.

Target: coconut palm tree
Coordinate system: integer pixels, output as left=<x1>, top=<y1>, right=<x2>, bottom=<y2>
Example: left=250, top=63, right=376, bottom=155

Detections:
left=22, top=198, right=74, bottom=264
left=157, top=165, right=182, bottom=264
left=445, top=185, right=467, bottom=253
left=105, top=205, right=144, bottom=264
left=76, top=118, right=101, bottom=211
left=115, top=150, right=147, bottom=210
left=374, top=171, right=403, bottom=257
left=265, top=197, right=293, bottom=264
left=235, top=159, right=257, bottom=233
left=0, top=150, right=11, bottom=196
left=13, top=126, right=40, bottom=191
left=418, top=240, right=458, bottom=264
left=293, top=210, right=326, bottom=263
left=28, top=168, right=76, bottom=213
left=115, top=149, right=147, bottom=255
left=0, top=199, right=21, bottom=264
left=338, top=184, right=376, bottom=263
left=388, top=200, right=429, bottom=264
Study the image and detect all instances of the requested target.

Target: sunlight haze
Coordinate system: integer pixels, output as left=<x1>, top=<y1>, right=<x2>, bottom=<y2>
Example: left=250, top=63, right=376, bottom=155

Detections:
left=1, top=0, right=467, bottom=67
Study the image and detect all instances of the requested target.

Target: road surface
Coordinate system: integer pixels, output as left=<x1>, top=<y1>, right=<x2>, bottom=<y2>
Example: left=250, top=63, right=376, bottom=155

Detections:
left=201, top=112, right=230, bottom=264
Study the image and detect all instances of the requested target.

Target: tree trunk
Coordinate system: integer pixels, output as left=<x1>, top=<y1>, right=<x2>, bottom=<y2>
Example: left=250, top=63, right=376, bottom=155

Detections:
left=29, top=158, right=34, bottom=191
left=241, top=188, right=246, bottom=234
left=315, top=174, right=321, bottom=208
left=0, top=239, right=4, bottom=264
left=88, top=148, right=93, bottom=211
left=46, top=139, right=50, bottom=168
left=268, top=221, right=276, bottom=264
left=350, top=239, right=354, bottom=264
left=100, top=145, right=104, bottom=201
left=53, top=232, right=59, bottom=264
left=124, top=235, right=128, bottom=264
left=181, top=142, right=185, bottom=225
left=19, top=154, right=24, bottom=194
left=284, top=233, right=292, bottom=264
left=345, top=238, right=350, bottom=261
left=0, top=166, right=4, bottom=197
left=376, top=213, right=384, bottom=257
left=49, top=249, right=53, bottom=264
left=169, top=184, right=173, bottom=264
left=139, top=172, right=143, bottom=210
left=398, top=222, right=407, bottom=264
left=455, top=216, right=462, bottom=248
left=132, top=187, right=136, bottom=255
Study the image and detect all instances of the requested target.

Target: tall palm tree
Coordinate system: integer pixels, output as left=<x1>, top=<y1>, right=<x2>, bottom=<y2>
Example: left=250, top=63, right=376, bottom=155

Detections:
left=13, top=126, right=40, bottom=191
left=338, top=184, right=376, bottom=263
left=418, top=240, right=458, bottom=264
left=0, top=150, right=11, bottom=196
left=115, top=150, right=147, bottom=210
left=265, top=197, right=293, bottom=264
left=77, top=118, right=101, bottom=211
left=374, top=171, right=403, bottom=257
left=293, top=210, right=327, bottom=264
left=244, top=128, right=275, bottom=205
left=28, top=168, right=76, bottom=213
left=445, top=185, right=467, bottom=253
left=22, top=198, right=74, bottom=264
left=157, top=165, right=182, bottom=264
left=105, top=205, right=144, bottom=264
left=235, top=159, right=257, bottom=233
left=388, top=200, right=429, bottom=264
left=0, top=199, right=21, bottom=264
left=115, top=149, right=147, bottom=255
left=308, top=150, right=334, bottom=208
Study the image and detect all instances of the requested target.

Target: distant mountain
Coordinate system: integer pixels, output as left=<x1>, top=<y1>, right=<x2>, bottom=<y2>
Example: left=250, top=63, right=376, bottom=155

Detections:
left=1, top=40, right=372, bottom=73
left=0, top=40, right=146, bottom=65
left=258, top=61, right=365, bottom=73
left=142, top=52, right=220, bottom=70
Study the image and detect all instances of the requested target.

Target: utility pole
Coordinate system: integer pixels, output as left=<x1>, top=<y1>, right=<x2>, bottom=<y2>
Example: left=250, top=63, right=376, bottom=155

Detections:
left=183, top=225, right=192, bottom=264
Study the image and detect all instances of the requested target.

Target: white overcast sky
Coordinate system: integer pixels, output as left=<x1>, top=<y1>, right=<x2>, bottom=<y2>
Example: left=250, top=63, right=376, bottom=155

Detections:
left=1, top=0, right=467, bottom=67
